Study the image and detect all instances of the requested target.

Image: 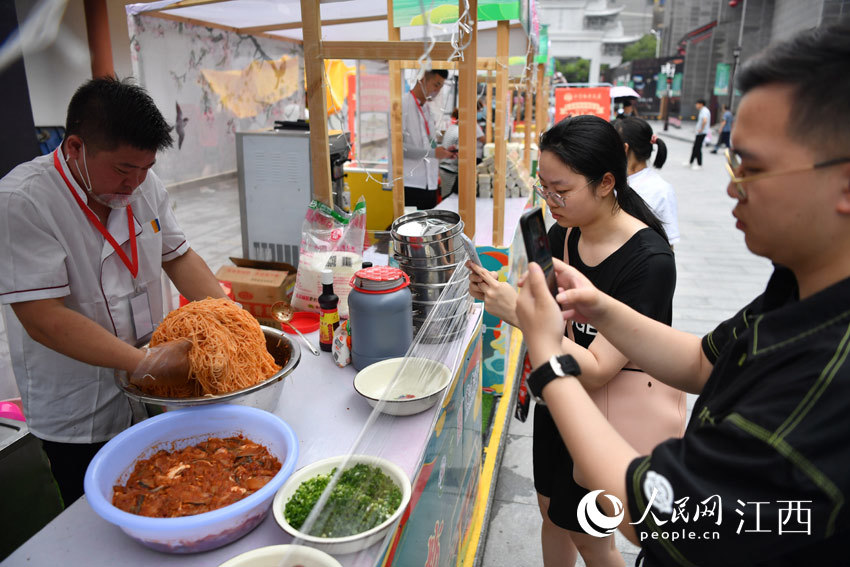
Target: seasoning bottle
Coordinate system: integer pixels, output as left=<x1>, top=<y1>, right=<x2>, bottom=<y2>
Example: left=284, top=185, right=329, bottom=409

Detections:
left=318, top=269, right=340, bottom=352
left=348, top=266, right=413, bottom=370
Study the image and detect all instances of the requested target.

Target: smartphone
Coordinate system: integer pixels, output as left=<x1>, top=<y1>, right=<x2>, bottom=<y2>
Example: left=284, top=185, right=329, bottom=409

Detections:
left=519, top=207, right=558, bottom=297
left=460, top=233, right=482, bottom=267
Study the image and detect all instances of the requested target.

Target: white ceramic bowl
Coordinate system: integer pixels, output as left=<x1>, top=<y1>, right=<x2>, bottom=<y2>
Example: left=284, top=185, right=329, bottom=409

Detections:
left=84, top=405, right=299, bottom=554
left=272, top=455, right=412, bottom=555
left=218, top=544, right=342, bottom=567
left=353, top=357, right=452, bottom=416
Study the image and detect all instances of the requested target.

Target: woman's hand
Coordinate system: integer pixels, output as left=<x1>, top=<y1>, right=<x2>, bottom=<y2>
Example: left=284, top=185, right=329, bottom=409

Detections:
left=552, top=258, right=608, bottom=325
left=466, top=260, right=519, bottom=327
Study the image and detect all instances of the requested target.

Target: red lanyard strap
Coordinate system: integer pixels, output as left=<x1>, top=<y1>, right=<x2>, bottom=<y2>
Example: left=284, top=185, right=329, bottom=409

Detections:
left=411, top=92, right=431, bottom=138
left=53, top=150, right=139, bottom=278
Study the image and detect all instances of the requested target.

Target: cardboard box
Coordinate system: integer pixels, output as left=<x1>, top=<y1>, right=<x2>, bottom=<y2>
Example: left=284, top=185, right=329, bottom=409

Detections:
left=215, top=257, right=297, bottom=327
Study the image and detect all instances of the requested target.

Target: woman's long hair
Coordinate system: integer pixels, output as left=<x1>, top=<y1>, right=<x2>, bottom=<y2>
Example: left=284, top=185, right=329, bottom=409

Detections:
left=539, top=115, right=668, bottom=243
left=613, top=116, right=668, bottom=169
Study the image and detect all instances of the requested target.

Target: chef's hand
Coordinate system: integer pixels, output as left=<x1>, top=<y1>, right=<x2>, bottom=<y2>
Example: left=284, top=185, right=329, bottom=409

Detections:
left=129, top=339, right=192, bottom=389
left=466, top=260, right=518, bottom=327
left=434, top=146, right=456, bottom=160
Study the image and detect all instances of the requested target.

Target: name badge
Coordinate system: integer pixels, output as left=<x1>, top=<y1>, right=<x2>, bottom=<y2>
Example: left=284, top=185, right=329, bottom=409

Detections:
left=129, top=289, right=154, bottom=344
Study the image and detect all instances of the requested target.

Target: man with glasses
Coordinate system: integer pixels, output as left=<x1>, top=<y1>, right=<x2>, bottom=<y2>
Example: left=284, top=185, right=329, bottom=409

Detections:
left=513, top=23, right=850, bottom=565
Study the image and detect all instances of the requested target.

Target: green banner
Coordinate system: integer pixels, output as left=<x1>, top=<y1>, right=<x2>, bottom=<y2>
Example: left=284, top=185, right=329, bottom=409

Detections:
left=534, top=24, right=549, bottom=64
left=714, top=63, right=730, bottom=96
left=393, top=0, right=521, bottom=27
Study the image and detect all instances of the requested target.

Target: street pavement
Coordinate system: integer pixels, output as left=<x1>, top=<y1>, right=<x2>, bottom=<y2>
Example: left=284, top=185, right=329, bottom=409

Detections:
left=479, top=123, right=774, bottom=567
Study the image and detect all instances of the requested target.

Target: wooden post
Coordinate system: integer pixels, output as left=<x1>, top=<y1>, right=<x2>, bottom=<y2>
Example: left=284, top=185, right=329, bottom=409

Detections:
left=535, top=63, right=545, bottom=156
left=458, top=0, right=477, bottom=239
left=300, top=0, right=332, bottom=206
left=492, top=20, right=509, bottom=246
left=523, top=43, right=533, bottom=173
left=83, top=0, right=114, bottom=78
left=387, top=0, right=405, bottom=218
left=485, top=71, right=493, bottom=144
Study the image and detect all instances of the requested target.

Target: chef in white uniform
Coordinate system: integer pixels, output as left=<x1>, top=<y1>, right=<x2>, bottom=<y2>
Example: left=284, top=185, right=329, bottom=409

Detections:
left=402, top=69, right=456, bottom=209
left=0, top=77, right=226, bottom=505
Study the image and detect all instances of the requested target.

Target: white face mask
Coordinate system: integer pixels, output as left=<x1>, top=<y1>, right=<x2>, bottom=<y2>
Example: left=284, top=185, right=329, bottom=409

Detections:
left=72, top=142, right=138, bottom=209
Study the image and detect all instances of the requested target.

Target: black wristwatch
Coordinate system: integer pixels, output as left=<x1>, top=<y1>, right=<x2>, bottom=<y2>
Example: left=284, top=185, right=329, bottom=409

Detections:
left=527, top=354, right=581, bottom=404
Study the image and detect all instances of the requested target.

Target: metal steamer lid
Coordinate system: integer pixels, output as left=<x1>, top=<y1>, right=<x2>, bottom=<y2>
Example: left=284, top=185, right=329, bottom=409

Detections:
left=391, top=210, right=462, bottom=243
left=351, top=265, right=410, bottom=293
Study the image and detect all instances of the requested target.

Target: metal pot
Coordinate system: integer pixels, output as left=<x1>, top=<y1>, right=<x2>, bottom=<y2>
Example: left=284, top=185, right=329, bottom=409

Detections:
left=391, top=233, right=465, bottom=259
left=390, top=210, right=462, bottom=243
left=409, top=276, right=470, bottom=302
left=392, top=245, right=466, bottom=267
left=115, top=326, right=301, bottom=416
left=403, top=262, right=464, bottom=285
left=411, top=294, right=471, bottom=320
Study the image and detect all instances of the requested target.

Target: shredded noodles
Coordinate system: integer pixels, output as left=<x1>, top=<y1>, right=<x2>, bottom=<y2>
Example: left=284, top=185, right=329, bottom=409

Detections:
left=146, top=297, right=281, bottom=398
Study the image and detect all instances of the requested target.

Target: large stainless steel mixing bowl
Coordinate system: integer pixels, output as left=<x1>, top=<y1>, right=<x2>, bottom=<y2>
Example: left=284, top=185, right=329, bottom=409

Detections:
left=115, top=326, right=300, bottom=415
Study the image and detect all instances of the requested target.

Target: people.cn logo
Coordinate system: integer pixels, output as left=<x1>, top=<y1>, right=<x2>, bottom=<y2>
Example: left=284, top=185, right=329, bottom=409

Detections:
left=577, top=490, right=625, bottom=538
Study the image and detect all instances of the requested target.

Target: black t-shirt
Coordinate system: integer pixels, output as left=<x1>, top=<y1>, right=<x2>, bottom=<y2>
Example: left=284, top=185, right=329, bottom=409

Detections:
left=548, top=224, right=675, bottom=346
left=626, top=266, right=850, bottom=565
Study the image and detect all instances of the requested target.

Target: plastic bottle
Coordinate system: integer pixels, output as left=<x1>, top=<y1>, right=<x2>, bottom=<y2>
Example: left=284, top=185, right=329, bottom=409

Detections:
left=318, top=269, right=340, bottom=352
left=348, top=266, right=413, bottom=370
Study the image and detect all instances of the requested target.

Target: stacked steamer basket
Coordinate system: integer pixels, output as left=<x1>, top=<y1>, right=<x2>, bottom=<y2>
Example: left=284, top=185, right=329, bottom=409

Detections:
left=390, top=211, right=472, bottom=343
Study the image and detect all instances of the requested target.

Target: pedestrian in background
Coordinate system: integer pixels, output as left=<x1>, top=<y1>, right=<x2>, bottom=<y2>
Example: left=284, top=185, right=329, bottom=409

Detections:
left=684, top=98, right=710, bottom=170
left=710, top=103, right=734, bottom=154
left=614, top=117, right=680, bottom=248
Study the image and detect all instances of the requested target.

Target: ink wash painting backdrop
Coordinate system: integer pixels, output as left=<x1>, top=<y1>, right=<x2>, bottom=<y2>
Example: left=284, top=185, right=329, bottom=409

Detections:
left=127, top=13, right=304, bottom=185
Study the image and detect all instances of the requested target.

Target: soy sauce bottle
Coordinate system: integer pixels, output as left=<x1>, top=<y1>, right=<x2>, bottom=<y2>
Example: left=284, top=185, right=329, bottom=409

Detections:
left=318, top=269, right=340, bottom=352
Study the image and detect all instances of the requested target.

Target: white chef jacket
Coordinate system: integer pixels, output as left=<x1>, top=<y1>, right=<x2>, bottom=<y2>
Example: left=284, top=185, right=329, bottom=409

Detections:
left=402, top=91, right=440, bottom=190
left=628, top=167, right=681, bottom=245
left=0, top=149, right=190, bottom=443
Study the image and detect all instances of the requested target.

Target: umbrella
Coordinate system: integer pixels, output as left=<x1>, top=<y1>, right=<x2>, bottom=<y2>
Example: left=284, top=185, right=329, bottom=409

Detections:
left=610, top=85, right=640, bottom=99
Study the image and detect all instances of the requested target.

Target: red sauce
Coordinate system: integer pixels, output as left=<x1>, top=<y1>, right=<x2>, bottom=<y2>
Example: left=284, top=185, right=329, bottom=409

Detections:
left=112, top=435, right=281, bottom=518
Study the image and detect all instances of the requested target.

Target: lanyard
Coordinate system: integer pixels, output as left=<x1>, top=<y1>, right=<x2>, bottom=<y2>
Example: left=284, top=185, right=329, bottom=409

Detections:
left=53, top=150, right=139, bottom=278
left=411, top=91, right=431, bottom=137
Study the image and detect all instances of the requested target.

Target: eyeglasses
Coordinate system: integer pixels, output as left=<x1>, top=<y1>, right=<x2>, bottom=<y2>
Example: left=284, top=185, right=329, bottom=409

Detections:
left=724, top=148, right=850, bottom=199
left=533, top=178, right=595, bottom=208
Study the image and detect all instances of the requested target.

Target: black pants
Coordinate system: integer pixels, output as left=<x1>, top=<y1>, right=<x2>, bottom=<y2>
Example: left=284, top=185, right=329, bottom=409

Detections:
left=39, top=438, right=107, bottom=507
left=712, top=131, right=731, bottom=152
left=690, top=134, right=707, bottom=165
left=404, top=186, right=438, bottom=210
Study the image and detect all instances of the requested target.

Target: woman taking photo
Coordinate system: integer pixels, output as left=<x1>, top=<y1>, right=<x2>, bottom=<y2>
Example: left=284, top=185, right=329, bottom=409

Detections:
left=468, top=115, right=686, bottom=567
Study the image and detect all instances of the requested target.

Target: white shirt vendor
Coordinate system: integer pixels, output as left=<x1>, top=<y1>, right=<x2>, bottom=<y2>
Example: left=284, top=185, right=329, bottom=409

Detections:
left=0, top=149, right=189, bottom=443
left=402, top=90, right=440, bottom=190
left=628, top=167, right=680, bottom=245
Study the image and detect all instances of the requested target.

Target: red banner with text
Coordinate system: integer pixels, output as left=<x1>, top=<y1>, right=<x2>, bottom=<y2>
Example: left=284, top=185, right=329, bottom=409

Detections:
left=553, top=87, right=611, bottom=123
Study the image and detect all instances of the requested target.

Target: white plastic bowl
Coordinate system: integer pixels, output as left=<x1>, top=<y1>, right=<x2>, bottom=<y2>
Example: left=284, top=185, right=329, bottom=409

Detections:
left=272, top=455, right=412, bottom=555
left=84, top=405, right=299, bottom=553
left=353, top=357, right=452, bottom=416
left=218, top=544, right=342, bottom=567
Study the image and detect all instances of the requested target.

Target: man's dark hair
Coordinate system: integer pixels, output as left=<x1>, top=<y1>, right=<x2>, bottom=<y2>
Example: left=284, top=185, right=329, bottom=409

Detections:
left=737, top=23, right=850, bottom=155
left=425, top=69, right=449, bottom=80
left=696, top=98, right=706, bottom=106
left=65, top=76, right=173, bottom=153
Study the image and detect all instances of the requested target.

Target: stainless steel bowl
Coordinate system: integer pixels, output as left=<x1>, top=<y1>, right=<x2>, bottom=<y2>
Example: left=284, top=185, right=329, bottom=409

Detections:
left=409, top=276, right=470, bottom=302
left=391, top=234, right=465, bottom=259
left=403, top=262, right=464, bottom=285
left=115, top=326, right=301, bottom=416
left=393, top=245, right=466, bottom=267
left=411, top=294, right=472, bottom=320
